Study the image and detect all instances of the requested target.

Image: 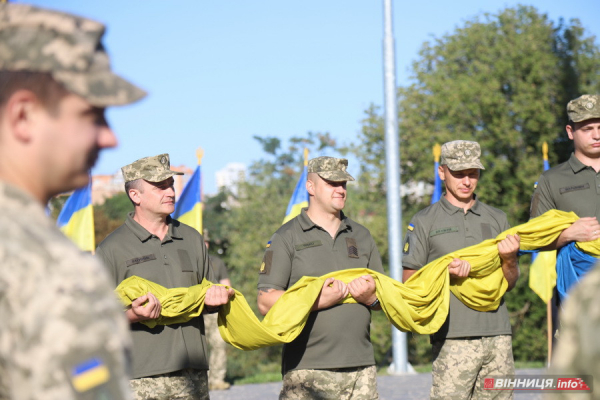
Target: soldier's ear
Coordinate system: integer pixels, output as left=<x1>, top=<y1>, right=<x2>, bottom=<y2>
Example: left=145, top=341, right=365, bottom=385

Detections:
left=437, top=165, right=446, bottom=182
left=4, top=90, right=41, bottom=143
left=128, top=188, right=142, bottom=206
left=306, top=178, right=316, bottom=196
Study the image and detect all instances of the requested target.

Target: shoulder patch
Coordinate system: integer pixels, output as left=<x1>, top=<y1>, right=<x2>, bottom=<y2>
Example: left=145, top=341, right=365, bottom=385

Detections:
left=71, top=358, right=110, bottom=392
left=429, top=227, right=459, bottom=237
left=265, top=241, right=271, bottom=248
left=294, top=240, right=322, bottom=251
left=259, top=251, right=273, bottom=275
left=407, top=223, right=414, bottom=231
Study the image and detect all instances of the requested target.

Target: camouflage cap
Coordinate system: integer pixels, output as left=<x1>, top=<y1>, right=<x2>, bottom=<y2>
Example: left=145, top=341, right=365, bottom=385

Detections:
left=0, top=3, right=146, bottom=107
left=308, top=156, right=355, bottom=182
left=440, top=140, right=485, bottom=171
left=121, top=154, right=183, bottom=183
left=567, top=94, right=600, bottom=123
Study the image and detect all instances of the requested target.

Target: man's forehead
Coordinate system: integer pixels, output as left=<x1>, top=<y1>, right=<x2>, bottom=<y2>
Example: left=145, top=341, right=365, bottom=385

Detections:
left=574, top=118, right=600, bottom=129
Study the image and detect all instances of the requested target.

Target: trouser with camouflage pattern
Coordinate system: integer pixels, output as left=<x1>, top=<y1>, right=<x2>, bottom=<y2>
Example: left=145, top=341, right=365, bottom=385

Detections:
left=205, top=313, right=227, bottom=386
left=129, top=368, right=209, bottom=400
left=431, top=335, right=514, bottom=400
left=280, top=365, right=379, bottom=400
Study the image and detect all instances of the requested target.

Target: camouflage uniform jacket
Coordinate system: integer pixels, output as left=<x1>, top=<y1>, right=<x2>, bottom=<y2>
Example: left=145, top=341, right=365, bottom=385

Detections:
left=549, top=262, right=600, bottom=400
left=0, top=182, right=132, bottom=400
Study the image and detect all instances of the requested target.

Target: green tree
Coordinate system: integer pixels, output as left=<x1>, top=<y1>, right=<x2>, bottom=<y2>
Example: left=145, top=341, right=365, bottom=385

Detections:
left=349, top=5, right=600, bottom=364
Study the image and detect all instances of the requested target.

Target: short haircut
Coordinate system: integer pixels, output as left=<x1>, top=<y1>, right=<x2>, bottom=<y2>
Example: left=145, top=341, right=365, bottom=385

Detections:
left=124, top=179, right=144, bottom=206
left=0, top=71, right=69, bottom=116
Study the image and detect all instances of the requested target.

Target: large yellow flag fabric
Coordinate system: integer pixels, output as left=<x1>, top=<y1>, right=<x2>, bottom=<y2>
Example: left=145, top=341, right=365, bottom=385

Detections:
left=115, top=210, right=597, bottom=351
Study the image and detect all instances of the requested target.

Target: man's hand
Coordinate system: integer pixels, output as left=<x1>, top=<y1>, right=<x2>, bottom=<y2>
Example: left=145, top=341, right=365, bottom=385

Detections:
left=348, top=275, right=377, bottom=306
left=498, top=234, right=520, bottom=261
left=448, top=258, right=471, bottom=278
left=559, top=217, right=600, bottom=246
left=205, top=285, right=235, bottom=308
left=126, top=292, right=162, bottom=323
left=313, top=277, right=348, bottom=311
left=498, top=234, right=521, bottom=291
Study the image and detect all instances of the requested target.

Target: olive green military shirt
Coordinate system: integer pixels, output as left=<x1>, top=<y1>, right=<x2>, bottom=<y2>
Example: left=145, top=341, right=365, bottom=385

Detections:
left=402, top=196, right=512, bottom=341
left=209, top=255, right=229, bottom=282
left=96, top=213, right=214, bottom=379
left=257, top=208, right=384, bottom=374
left=531, top=153, right=600, bottom=219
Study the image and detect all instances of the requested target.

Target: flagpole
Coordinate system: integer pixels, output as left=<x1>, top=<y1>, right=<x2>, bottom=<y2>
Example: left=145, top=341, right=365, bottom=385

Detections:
left=383, top=0, right=408, bottom=374
left=303, top=148, right=309, bottom=167
left=197, top=147, right=204, bottom=233
left=542, top=141, right=552, bottom=367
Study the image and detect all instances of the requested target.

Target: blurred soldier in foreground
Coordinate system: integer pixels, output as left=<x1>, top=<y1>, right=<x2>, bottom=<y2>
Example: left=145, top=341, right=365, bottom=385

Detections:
left=403, top=141, right=520, bottom=399
left=204, top=233, right=231, bottom=391
left=0, top=3, right=145, bottom=399
left=547, top=262, right=600, bottom=400
left=97, top=154, right=234, bottom=400
left=257, top=156, right=384, bottom=400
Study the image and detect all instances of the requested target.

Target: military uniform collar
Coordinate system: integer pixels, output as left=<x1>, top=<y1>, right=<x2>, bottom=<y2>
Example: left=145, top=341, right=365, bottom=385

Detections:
left=439, top=195, right=482, bottom=216
left=125, top=212, right=182, bottom=242
left=568, top=153, right=593, bottom=173
left=297, top=207, right=351, bottom=232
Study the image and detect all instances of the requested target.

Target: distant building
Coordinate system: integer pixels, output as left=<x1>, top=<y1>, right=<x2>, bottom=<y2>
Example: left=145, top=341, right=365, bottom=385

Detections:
left=91, top=165, right=194, bottom=205
left=215, top=162, right=246, bottom=196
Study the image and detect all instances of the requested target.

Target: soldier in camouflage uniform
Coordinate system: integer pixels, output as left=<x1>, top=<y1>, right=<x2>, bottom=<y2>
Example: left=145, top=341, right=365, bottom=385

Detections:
left=257, top=156, right=384, bottom=400
left=203, top=233, right=232, bottom=391
left=0, top=3, right=145, bottom=399
left=548, top=262, right=600, bottom=400
left=96, top=154, right=235, bottom=400
left=403, top=141, right=521, bottom=399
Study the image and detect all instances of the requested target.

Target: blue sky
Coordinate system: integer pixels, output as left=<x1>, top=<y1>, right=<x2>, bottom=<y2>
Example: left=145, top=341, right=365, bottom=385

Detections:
left=19, top=0, right=600, bottom=195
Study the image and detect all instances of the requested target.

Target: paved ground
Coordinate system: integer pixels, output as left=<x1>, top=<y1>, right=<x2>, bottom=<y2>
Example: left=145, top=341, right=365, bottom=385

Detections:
left=209, top=369, right=545, bottom=399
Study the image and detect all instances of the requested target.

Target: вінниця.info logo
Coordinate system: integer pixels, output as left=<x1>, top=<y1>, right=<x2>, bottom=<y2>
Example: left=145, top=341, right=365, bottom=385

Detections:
left=483, top=375, right=593, bottom=393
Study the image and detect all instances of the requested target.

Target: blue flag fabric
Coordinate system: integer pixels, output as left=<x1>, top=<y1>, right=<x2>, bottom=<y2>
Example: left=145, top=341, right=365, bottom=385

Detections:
left=556, top=242, right=598, bottom=301
left=57, top=181, right=95, bottom=252
left=282, top=165, right=309, bottom=224
left=172, top=165, right=202, bottom=233
left=431, top=160, right=442, bottom=204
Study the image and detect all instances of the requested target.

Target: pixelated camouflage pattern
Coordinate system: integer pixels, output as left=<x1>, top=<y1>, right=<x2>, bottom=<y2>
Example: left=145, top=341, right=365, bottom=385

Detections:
left=280, top=366, right=378, bottom=400
left=567, top=94, right=600, bottom=123
left=548, top=262, right=600, bottom=400
left=129, top=369, right=209, bottom=400
left=308, top=156, right=355, bottom=182
left=431, top=336, right=514, bottom=400
left=0, top=3, right=146, bottom=107
left=440, top=140, right=486, bottom=171
left=205, top=313, right=228, bottom=389
left=0, top=182, right=132, bottom=400
left=121, top=153, right=184, bottom=183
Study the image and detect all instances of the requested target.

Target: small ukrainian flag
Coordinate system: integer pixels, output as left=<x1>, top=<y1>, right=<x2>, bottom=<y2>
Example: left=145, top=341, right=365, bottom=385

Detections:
left=71, top=357, right=110, bottom=392
left=266, top=241, right=271, bottom=248
left=407, top=223, right=414, bottom=232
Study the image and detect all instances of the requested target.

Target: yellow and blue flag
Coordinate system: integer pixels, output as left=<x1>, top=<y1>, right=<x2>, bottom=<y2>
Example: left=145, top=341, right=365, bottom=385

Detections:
left=173, top=165, right=202, bottom=233
left=431, top=144, right=442, bottom=204
left=529, top=142, right=556, bottom=303
left=173, top=148, right=203, bottom=233
left=282, top=149, right=309, bottom=224
left=57, top=181, right=95, bottom=252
